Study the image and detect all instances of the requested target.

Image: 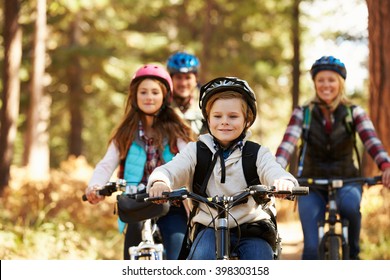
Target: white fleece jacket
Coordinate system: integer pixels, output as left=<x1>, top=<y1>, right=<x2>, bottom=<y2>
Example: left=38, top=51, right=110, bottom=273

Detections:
left=147, top=132, right=298, bottom=228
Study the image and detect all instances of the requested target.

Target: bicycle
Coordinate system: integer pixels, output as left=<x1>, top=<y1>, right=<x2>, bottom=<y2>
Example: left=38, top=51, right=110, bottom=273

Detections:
left=82, top=179, right=168, bottom=260
left=141, top=184, right=309, bottom=260
left=296, top=176, right=382, bottom=260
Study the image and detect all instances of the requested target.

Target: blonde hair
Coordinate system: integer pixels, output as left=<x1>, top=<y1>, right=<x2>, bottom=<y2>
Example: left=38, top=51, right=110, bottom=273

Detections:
left=309, top=73, right=352, bottom=111
left=109, top=77, right=195, bottom=159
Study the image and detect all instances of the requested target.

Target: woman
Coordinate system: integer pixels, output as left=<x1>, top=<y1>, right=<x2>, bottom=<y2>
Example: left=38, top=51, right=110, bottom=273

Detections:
left=275, top=56, right=390, bottom=259
left=85, top=64, right=195, bottom=259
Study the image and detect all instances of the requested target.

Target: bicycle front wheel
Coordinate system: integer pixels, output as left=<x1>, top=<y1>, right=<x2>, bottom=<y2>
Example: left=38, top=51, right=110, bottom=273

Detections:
left=319, top=234, right=341, bottom=260
left=328, top=236, right=341, bottom=260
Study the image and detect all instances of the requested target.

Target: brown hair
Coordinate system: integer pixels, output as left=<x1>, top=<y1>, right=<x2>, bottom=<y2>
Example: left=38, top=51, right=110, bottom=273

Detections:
left=109, top=78, right=195, bottom=159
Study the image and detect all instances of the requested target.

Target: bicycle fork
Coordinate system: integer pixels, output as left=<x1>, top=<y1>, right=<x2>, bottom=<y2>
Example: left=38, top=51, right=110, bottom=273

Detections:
left=129, top=219, right=164, bottom=260
left=318, top=192, right=350, bottom=260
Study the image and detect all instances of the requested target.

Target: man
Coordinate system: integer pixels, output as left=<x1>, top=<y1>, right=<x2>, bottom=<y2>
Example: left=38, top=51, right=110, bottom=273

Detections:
left=167, top=51, right=206, bottom=135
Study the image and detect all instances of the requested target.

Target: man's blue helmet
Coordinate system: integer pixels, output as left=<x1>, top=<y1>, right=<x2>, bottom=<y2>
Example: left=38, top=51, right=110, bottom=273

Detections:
left=310, top=56, right=347, bottom=80
left=167, top=52, right=200, bottom=75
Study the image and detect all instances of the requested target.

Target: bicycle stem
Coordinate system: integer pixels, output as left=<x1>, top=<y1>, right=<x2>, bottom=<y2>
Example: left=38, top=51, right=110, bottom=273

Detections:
left=215, top=199, right=231, bottom=260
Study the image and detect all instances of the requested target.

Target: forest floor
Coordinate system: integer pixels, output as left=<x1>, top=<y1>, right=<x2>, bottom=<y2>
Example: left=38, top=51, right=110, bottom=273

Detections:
left=1, top=158, right=390, bottom=260
left=278, top=220, right=303, bottom=260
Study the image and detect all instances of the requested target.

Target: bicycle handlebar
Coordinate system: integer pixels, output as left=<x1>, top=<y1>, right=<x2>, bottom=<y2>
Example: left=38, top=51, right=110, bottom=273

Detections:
left=139, top=185, right=309, bottom=206
left=82, top=179, right=129, bottom=201
left=296, top=176, right=382, bottom=188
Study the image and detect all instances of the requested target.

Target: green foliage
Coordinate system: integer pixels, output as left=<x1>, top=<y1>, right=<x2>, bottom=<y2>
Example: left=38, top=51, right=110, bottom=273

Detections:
left=5, top=0, right=369, bottom=171
left=360, top=186, right=390, bottom=260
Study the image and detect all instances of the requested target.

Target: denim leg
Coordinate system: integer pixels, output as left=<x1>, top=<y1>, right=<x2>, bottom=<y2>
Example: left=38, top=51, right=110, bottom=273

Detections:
left=336, top=184, right=362, bottom=259
left=157, top=205, right=188, bottom=260
left=187, top=227, right=274, bottom=260
left=298, top=190, right=327, bottom=260
left=124, top=221, right=143, bottom=260
left=231, top=235, right=273, bottom=260
left=187, top=227, right=217, bottom=260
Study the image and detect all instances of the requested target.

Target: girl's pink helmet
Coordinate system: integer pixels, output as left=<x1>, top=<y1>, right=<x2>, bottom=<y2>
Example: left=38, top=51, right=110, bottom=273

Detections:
left=131, top=64, right=173, bottom=103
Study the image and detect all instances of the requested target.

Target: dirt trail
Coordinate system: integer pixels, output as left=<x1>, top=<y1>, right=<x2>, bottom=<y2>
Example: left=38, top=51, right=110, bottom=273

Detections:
left=277, top=221, right=303, bottom=260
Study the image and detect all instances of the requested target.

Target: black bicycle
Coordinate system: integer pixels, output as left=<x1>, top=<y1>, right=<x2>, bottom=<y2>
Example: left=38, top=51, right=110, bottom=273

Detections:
left=82, top=180, right=168, bottom=260
left=142, top=184, right=309, bottom=260
left=296, top=176, right=382, bottom=260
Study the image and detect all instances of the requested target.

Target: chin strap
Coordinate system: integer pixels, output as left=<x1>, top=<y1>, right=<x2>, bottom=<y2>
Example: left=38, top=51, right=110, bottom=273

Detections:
left=211, top=132, right=246, bottom=184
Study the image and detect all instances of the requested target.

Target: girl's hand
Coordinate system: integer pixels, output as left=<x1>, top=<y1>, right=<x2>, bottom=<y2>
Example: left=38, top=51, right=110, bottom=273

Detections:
left=85, top=185, right=105, bottom=205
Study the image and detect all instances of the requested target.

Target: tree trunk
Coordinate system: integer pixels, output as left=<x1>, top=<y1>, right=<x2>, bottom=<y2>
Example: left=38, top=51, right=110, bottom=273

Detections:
left=0, top=0, right=22, bottom=195
left=288, top=0, right=302, bottom=176
left=67, top=13, right=84, bottom=157
left=364, top=0, right=390, bottom=176
left=23, top=0, right=50, bottom=181
left=200, top=0, right=214, bottom=82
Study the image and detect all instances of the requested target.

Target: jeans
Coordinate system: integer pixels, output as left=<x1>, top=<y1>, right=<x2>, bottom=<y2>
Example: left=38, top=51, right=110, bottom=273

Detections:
left=187, top=227, right=273, bottom=260
left=124, top=221, right=143, bottom=260
left=298, top=184, right=362, bottom=260
left=157, top=204, right=188, bottom=260
left=123, top=204, right=187, bottom=260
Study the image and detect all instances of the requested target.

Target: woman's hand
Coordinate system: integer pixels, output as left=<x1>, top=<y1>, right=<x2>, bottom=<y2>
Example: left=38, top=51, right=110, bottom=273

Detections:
left=85, top=185, right=105, bottom=204
left=382, top=168, right=390, bottom=188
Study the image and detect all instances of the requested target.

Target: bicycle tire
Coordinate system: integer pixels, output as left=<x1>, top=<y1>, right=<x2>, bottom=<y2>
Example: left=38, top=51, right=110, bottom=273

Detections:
left=328, top=236, right=341, bottom=260
left=342, top=241, right=350, bottom=260
left=318, top=233, right=341, bottom=260
left=318, top=232, right=328, bottom=259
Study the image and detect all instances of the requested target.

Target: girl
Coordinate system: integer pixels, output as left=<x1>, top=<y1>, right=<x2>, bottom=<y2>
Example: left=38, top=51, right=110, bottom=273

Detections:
left=147, top=76, right=298, bottom=260
left=85, top=64, right=195, bottom=259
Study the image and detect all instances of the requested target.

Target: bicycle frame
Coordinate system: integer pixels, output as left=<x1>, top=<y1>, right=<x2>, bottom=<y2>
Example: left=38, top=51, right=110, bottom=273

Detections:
left=213, top=196, right=283, bottom=260
left=83, top=179, right=165, bottom=260
left=209, top=195, right=282, bottom=260
left=143, top=185, right=308, bottom=260
left=297, top=176, right=382, bottom=260
left=129, top=219, right=164, bottom=260
left=318, top=181, right=349, bottom=260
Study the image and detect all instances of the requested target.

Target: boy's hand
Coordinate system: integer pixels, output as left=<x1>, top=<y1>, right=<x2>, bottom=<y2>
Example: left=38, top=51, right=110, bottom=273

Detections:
left=273, top=179, right=295, bottom=198
left=148, top=181, right=172, bottom=203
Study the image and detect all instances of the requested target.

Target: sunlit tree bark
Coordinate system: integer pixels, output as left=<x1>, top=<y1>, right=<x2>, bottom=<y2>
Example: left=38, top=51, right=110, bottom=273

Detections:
left=23, top=0, right=50, bottom=180
left=0, top=0, right=22, bottom=195
left=364, top=0, right=390, bottom=175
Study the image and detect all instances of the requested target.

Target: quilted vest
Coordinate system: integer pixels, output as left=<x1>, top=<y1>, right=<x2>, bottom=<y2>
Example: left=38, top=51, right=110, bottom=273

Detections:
left=301, top=105, right=359, bottom=178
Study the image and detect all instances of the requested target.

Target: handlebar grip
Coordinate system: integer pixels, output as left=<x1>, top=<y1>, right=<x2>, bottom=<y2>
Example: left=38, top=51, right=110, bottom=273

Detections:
left=249, top=185, right=273, bottom=192
left=292, top=186, right=309, bottom=195
left=144, top=197, right=168, bottom=202
left=81, top=188, right=111, bottom=202
left=135, top=193, right=149, bottom=202
left=368, top=175, right=382, bottom=185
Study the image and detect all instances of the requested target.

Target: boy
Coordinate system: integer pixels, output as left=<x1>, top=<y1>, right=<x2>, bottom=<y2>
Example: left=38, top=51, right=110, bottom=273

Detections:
left=147, top=77, right=298, bottom=260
